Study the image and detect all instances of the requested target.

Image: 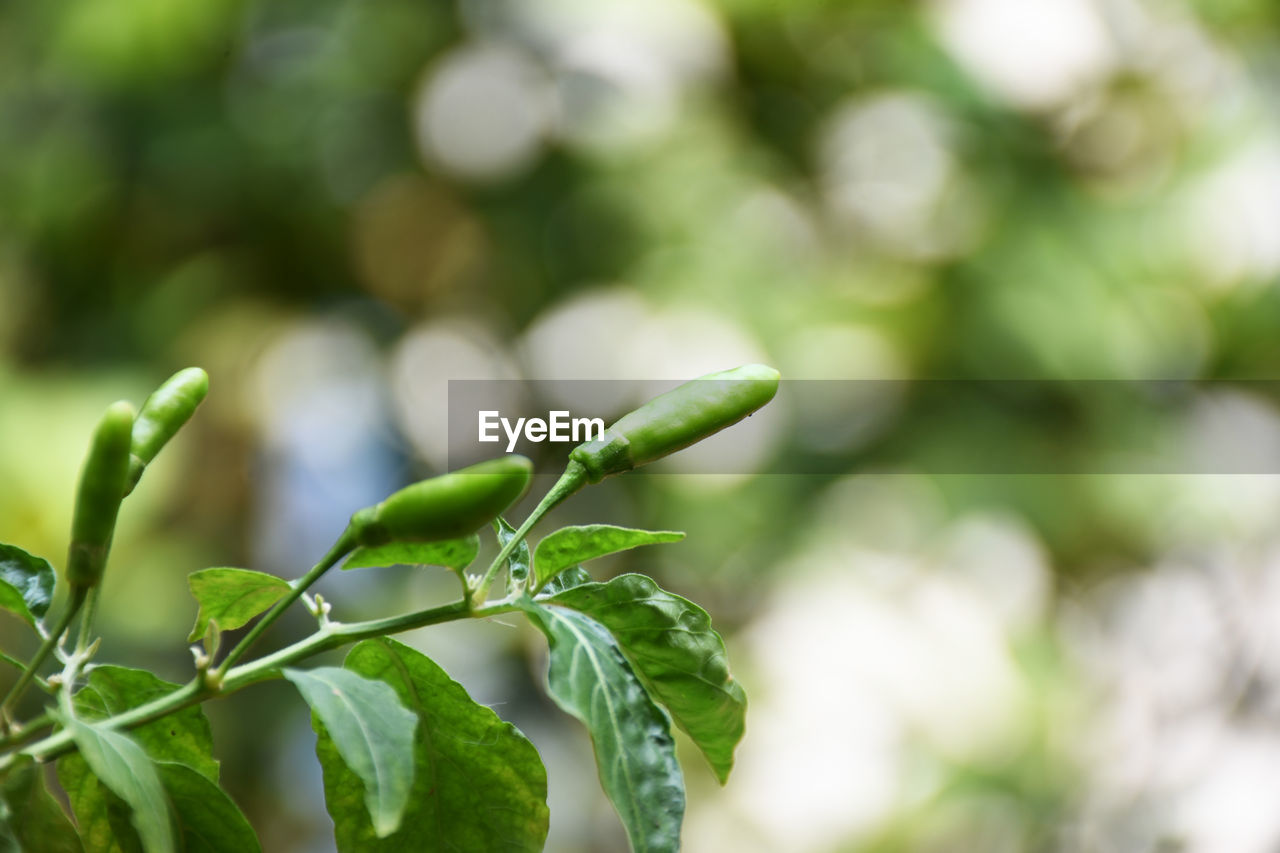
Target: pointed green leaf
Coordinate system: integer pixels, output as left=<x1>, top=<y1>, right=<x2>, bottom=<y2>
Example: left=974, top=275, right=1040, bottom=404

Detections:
left=343, top=536, right=480, bottom=572
left=0, top=756, right=82, bottom=852
left=0, top=543, right=55, bottom=627
left=533, top=525, right=683, bottom=590
left=522, top=602, right=684, bottom=853
left=0, top=581, right=36, bottom=631
left=156, top=762, right=261, bottom=853
left=537, top=566, right=592, bottom=597
left=494, top=517, right=531, bottom=595
left=63, top=719, right=173, bottom=853
left=56, top=760, right=260, bottom=853
left=57, top=755, right=140, bottom=853
left=71, top=666, right=218, bottom=781
left=548, top=574, right=747, bottom=784
left=59, top=667, right=216, bottom=853
left=314, top=638, right=548, bottom=852
left=284, top=667, right=416, bottom=838
left=187, top=568, right=291, bottom=643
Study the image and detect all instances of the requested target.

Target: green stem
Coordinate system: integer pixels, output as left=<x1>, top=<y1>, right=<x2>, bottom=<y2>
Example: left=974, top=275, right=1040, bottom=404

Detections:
left=74, top=586, right=100, bottom=655
left=11, top=595, right=508, bottom=767
left=0, top=650, right=29, bottom=674
left=218, top=599, right=484, bottom=690
left=4, top=467, right=581, bottom=762
left=214, top=532, right=355, bottom=678
left=472, top=462, right=587, bottom=603
left=0, top=712, right=53, bottom=751
left=23, top=678, right=208, bottom=768
left=55, top=640, right=91, bottom=722
left=0, top=587, right=87, bottom=726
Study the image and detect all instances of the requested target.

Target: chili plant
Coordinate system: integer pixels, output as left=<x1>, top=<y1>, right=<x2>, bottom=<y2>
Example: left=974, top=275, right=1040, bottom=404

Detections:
left=0, top=364, right=779, bottom=852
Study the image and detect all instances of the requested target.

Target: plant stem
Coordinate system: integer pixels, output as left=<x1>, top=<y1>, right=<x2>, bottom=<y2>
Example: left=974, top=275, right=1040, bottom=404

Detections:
left=214, top=532, right=355, bottom=677
left=73, top=586, right=100, bottom=655
left=3, top=469, right=564, bottom=761
left=0, top=586, right=87, bottom=727
left=0, top=651, right=29, bottom=674
left=9, top=594, right=513, bottom=767
left=56, top=636, right=94, bottom=721
left=0, top=712, right=53, bottom=751
left=473, top=462, right=587, bottom=602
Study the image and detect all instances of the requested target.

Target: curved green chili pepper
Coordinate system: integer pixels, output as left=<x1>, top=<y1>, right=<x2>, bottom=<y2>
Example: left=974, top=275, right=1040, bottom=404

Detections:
left=348, top=456, right=534, bottom=547
left=569, top=363, right=780, bottom=483
left=66, top=401, right=136, bottom=589
left=124, top=367, right=209, bottom=495
left=472, top=364, right=781, bottom=602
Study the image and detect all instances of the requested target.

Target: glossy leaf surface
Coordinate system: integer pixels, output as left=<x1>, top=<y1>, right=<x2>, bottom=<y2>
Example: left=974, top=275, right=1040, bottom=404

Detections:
left=63, top=719, right=173, bottom=853
left=533, top=525, right=683, bottom=590
left=0, top=756, right=82, bottom=852
left=523, top=602, right=684, bottom=853
left=0, top=543, right=55, bottom=627
left=70, top=666, right=218, bottom=781
left=155, top=762, right=260, bottom=853
left=285, top=667, right=416, bottom=838
left=187, top=568, right=291, bottom=643
left=549, top=574, right=746, bottom=783
left=316, top=638, right=548, bottom=851
left=494, top=517, right=531, bottom=595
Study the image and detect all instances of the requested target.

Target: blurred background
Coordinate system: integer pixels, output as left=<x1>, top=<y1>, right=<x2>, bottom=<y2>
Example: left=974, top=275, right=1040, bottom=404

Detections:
left=4, top=0, right=1280, bottom=850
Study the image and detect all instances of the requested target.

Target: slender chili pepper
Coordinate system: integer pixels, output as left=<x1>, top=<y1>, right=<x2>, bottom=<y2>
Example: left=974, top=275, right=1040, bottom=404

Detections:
left=124, top=367, right=209, bottom=495
left=66, top=401, right=135, bottom=589
left=348, top=456, right=534, bottom=547
left=569, top=364, right=780, bottom=483
left=473, top=365, right=780, bottom=602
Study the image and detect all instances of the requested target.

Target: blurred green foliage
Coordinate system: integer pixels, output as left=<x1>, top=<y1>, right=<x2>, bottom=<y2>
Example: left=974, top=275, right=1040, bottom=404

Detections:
left=5, top=0, right=1280, bottom=850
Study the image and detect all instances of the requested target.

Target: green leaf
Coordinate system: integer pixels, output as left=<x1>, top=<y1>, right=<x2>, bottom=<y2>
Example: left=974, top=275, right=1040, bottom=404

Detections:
left=187, top=568, right=291, bottom=643
left=533, top=525, right=684, bottom=590
left=57, top=753, right=138, bottom=853
left=71, top=666, right=219, bottom=781
left=284, top=667, right=416, bottom=838
left=0, top=581, right=36, bottom=632
left=315, top=638, right=548, bottom=852
left=56, top=761, right=260, bottom=853
left=63, top=719, right=174, bottom=853
left=537, top=566, right=591, bottom=597
left=0, top=756, right=82, bottom=852
left=0, top=543, right=55, bottom=627
left=521, top=602, right=684, bottom=853
left=59, top=668, right=219, bottom=853
left=548, top=574, right=747, bottom=784
left=156, top=763, right=261, bottom=853
left=343, top=536, right=480, bottom=572
left=494, top=517, right=531, bottom=595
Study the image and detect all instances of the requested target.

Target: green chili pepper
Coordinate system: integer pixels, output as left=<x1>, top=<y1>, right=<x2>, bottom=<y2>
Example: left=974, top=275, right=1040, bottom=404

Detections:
left=568, top=364, right=780, bottom=483
left=124, top=367, right=209, bottom=495
left=66, top=401, right=136, bottom=589
left=348, top=456, right=534, bottom=547
left=473, top=365, right=780, bottom=601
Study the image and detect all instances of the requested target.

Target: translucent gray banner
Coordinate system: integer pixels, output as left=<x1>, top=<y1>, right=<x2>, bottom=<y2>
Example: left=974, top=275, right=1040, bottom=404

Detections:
left=446, top=380, right=1280, bottom=474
